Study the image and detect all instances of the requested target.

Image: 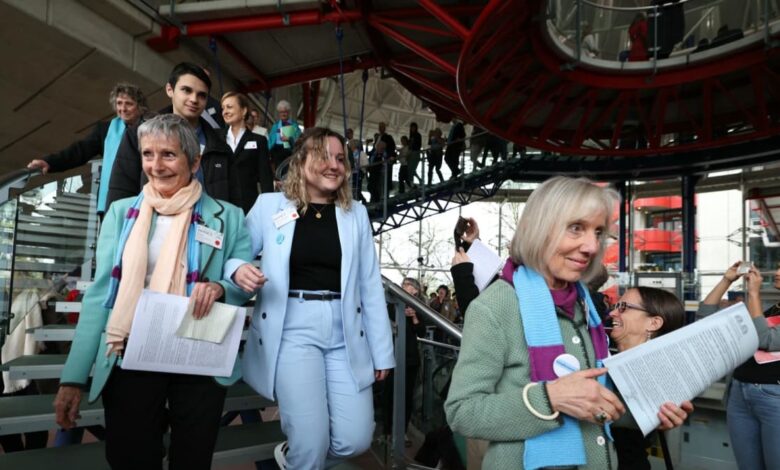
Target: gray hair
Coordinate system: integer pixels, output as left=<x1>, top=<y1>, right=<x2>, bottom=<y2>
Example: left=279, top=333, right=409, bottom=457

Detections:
left=136, top=114, right=200, bottom=167
left=509, top=176, right=620, bottom=283
left=109, top=82, right=148, bottom=113
left=276, top=99, right=291, bottom=112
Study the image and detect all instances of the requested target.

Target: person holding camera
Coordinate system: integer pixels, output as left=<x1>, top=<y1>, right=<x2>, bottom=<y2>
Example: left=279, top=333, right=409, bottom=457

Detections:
left=699, top=261, right=780, bottom=469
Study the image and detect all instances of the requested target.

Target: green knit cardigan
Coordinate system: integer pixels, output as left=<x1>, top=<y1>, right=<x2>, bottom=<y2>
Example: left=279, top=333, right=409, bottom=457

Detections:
left=444, top=280, right=613, bottom=469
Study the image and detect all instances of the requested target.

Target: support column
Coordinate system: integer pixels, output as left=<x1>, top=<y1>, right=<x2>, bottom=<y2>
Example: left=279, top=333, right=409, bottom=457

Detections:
left=616, top=181, right=628, bottom=273
left=300, top=80, right=321, bottom=128
left=681, top=174, right=699, bottom=299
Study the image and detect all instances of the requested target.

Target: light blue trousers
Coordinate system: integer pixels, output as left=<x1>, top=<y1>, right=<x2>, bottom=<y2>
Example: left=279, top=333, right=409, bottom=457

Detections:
left=275, top=297, right=374, bottom=469
left=727, top=379, right=780, bottom=470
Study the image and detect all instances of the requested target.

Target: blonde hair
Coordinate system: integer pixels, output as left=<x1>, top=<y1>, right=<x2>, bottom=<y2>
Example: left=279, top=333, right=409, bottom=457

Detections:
left=220, top=91, right=251, bottom=124
left=282, top=127, right=353, bottom=212
left=510, top=176, right=619, bottom=282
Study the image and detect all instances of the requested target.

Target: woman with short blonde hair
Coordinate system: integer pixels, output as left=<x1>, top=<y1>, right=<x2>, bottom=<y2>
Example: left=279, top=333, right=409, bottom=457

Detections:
left=446, top=176, right=689, bottom=469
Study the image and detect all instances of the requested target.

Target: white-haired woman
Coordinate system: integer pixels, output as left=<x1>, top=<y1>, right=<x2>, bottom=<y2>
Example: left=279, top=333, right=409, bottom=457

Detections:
left=267, top=99, right=302, bottom=174
left=445, top=176, right=689, bottom=469
left=228, top=127, right=394, bottom=469
left=53, top=114, right=253, bottom=469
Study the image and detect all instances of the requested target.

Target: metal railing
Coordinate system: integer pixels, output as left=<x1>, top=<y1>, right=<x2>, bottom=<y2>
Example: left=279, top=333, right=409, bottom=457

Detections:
left=548, top=0, right=780, bottom=70
left=381, top=275, right=462, bottom=469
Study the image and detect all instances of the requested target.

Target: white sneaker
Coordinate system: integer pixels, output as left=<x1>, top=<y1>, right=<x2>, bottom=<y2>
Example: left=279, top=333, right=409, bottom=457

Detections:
left=274, top=441, right=289, bottom=469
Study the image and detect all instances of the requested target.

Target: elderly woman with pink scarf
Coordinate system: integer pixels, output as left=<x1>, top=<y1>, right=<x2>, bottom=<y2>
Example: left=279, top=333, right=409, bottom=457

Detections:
left=53, top=114, right=252, bottom=470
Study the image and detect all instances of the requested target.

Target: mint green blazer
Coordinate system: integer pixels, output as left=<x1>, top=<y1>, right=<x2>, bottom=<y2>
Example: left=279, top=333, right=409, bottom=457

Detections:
left=59, top=194, right=253, bottom=403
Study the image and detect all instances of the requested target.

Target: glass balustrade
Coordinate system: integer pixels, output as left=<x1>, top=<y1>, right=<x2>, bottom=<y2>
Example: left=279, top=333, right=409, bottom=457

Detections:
left=0, top=163, right=101, bottom=347
left=547, top=0, right=780, bottom=66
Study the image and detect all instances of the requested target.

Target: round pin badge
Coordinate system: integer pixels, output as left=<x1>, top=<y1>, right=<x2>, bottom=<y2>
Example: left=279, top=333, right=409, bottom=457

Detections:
left=276, top=233, right=284, bottom=245
left=553, top=353, right=581, bottom=377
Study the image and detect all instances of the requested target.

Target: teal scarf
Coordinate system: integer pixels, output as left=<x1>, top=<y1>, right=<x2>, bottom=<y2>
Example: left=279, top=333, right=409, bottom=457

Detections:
left=98, top=117, right=125, bottom=213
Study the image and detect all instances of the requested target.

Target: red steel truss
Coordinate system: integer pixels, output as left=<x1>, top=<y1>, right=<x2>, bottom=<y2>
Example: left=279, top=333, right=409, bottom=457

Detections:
left=147, top=0, right=780, bottom=157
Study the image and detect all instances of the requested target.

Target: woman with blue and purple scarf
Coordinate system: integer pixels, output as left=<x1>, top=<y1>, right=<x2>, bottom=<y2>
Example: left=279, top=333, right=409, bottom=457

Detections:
left=445, top=176, right=689, bottom=470
left=53, top=114, right=253, bottom=470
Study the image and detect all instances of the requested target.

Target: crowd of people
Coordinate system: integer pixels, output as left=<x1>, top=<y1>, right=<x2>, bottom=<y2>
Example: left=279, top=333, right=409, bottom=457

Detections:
left=7, top=60, right=778, bottom=470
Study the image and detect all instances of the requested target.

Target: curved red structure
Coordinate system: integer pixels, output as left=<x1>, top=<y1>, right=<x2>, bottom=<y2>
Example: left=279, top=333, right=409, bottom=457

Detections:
left=361, top=0, right=780, bottom=156
left=149, top=0, right=780, bottom=159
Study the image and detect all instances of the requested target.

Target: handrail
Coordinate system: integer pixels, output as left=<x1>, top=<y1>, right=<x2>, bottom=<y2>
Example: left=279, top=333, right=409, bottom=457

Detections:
left=417, top=337, right=460, bottom=351
left=580, top=0, right=697, bottom=13
left=0, top=169, right=42, bottom=206
left=382, top=275, right=462, bottom=342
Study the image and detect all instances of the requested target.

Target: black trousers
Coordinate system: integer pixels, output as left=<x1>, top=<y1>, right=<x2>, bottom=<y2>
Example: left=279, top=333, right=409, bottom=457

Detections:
left=101, top=367, right=227, bottom=470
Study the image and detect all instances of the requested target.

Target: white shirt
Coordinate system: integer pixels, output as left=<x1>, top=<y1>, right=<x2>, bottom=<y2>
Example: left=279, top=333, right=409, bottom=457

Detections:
left=226, top=127, right=246, bottom=152
left=146, top=215, right=174, bottom=286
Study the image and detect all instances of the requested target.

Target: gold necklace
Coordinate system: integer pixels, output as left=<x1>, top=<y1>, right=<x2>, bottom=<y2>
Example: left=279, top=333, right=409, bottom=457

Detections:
left=311, top=203, right=326, bottom=219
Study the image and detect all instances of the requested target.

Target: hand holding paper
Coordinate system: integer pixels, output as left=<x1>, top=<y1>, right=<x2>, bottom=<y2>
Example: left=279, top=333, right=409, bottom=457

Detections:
left=604, top=303, right=758, bottom=435
left=176, top=301, right=238, bottom=344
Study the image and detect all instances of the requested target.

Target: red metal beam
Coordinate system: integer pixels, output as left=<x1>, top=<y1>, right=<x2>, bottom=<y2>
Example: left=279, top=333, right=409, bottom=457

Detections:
left=417, top=0, right=470, bottom=39
left=148, top=9, right=361, bottom=51
left=214, top=36, right=268, bottom=90
left=243, top=55, right=379, bottom=92
left=369, top=19, right=457, bottom=75
left=390, top=65, right=459, bottom=103
left=370, top=15, right=457, bottom=39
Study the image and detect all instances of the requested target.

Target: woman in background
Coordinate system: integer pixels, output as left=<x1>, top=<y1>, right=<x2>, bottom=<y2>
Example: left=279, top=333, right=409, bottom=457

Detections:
left=221, top=91, right=274, bottom=213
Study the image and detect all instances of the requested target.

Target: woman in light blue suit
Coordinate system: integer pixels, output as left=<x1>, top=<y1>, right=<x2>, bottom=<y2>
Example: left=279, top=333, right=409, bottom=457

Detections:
left=227, top=127, right=395, bottom=469
left=53, top=114, right=253, bottom=470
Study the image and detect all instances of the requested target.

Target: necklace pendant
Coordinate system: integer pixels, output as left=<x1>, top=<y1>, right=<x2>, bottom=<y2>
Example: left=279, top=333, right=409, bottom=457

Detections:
left=315, top=213, right=322, bottom=219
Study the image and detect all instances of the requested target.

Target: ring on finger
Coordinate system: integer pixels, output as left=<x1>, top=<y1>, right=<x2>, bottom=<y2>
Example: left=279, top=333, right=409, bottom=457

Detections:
left=594, top=411, right=608, bottom=423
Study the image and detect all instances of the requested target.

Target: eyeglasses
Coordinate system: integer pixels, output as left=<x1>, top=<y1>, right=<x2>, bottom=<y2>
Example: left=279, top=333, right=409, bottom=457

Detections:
left=611, top=301, right=648, bottom=314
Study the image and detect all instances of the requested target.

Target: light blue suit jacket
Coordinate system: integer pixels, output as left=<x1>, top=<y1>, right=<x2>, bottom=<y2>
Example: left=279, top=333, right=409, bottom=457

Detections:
left=60, top=194, right=253, bottom=403
left=225, top=193, right=395, bottom=400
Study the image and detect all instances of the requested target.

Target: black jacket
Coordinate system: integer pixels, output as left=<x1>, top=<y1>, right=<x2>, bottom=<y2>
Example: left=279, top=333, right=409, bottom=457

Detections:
left=223, top=128, right=274, bottom=214
left=106, top=107, right=233, bottom=210
left=44, top=120, right=110, bottom=172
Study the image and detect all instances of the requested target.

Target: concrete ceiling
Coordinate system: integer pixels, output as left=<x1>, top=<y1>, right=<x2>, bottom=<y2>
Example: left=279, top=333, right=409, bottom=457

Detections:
left=0, top=0, right=442, bottom=178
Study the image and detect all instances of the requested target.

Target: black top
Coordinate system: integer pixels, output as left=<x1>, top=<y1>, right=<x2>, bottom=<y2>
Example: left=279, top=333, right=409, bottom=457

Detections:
left=289, top=203, right=341, bottom=292
left=733, top=303, right=780, bottom=384
left=451, top=262, right=479, bottom=315
left=44, top=120, right=110, bottom=172
left=222, top=128, right=273, bottom=214
left=409, top=130, right=422, bottom=152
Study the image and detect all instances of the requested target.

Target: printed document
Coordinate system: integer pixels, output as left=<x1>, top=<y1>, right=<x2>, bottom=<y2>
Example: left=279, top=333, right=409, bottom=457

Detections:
left=467, top=239, right=504, bottom=292
left=121, top=290, right=244, bottom=377
left=176, top=301, right=238, bottom=344
left=604, top=303, right=758, bottom=435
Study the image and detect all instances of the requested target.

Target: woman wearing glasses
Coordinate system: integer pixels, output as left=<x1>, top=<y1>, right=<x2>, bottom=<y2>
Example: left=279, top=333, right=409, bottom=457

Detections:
left=445, top=176, right=690, bottom=469
left=608, top=287, right=690, bottom=470
left=699, top=262, right=780, bottom=470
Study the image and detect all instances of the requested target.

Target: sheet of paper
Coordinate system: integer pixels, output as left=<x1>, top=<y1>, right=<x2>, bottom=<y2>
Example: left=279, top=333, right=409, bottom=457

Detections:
left=176, top=301, right=238, bottom=344
left=604, top=303, right=758, bottom=435
left=121, top=290, right=243, bottom=377
left=753, top=316, right=780, bottom=363
left=467, top=239, right=504, bottom=292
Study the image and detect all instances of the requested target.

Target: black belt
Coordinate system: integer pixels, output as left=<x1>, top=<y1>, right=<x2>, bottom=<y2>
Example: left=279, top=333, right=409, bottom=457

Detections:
left=288, top=291, right=341, bottom=301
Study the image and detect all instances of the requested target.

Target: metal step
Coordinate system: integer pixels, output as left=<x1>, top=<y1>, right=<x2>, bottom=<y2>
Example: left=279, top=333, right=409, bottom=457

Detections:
left=32, top=208, right=92, bottom=221
left=18, top=214, right=97, bottom=229
left=0, top=354, right=71, bottom=380
left=16, top=223, right=92, bottom=238
left=0, top=382, right=274, bottom=436
left=0, top=421, right=284, bottom=469
left=30, top=324, right=251, bottom=342
left=43, top=201, right=93, bottom=214
left=15, top=233, right=90, bottom=247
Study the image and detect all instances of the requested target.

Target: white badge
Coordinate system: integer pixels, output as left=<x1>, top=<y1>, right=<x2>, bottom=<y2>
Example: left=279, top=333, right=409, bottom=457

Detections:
left=195, top=224, right=224, bottom=249
left=244, top=141, right=258, bottom=150
left=199, top=144, right=206, bottom=155
left=553, top=353, right=581, bottom=377
left=208, top=107, right=217, bottom=115
left=272, top=207, right=299, bottom=229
